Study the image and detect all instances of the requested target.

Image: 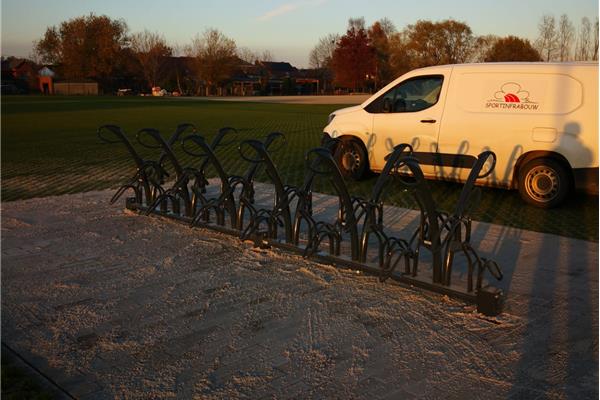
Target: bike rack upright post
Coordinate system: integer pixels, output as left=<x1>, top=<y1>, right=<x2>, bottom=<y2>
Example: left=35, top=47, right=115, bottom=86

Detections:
left=97, top=124, right=167, bottom=206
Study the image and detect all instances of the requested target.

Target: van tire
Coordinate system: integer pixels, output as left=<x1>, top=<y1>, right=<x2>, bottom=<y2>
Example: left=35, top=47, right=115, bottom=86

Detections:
left=334, top=139, right=368, bottom=180
left=518, top=158, right=570, bottom=208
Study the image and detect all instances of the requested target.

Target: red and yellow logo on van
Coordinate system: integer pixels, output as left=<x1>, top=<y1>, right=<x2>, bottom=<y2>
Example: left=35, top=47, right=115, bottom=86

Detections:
left=486, top=82, right=539, bottom=110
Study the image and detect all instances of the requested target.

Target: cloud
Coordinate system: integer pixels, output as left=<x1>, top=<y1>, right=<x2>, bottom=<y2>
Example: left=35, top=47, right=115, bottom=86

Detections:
left=257, top=3, right=299, bottom=21
left=257, top=0, right=326, bottom=22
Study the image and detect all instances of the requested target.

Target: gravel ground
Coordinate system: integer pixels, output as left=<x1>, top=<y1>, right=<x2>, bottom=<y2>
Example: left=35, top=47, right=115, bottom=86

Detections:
left=1, top=190, right=597, bottom=399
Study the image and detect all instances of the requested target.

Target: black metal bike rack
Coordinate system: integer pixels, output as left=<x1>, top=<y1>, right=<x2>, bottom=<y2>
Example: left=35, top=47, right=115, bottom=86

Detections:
left=99, top=124, right=505, bottom=316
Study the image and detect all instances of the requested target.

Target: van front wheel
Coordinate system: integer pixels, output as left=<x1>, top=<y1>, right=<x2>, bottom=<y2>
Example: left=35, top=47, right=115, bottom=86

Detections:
left=518, top=158, right=570, bottom=208
left=334, top=139, right=368, bottom=180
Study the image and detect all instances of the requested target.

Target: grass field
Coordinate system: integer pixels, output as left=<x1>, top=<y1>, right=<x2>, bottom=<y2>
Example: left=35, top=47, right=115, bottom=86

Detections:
left=2, top=95, right=598, bottom=241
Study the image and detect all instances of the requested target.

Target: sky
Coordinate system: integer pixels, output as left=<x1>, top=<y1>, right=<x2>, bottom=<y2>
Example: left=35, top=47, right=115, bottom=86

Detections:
left=1, top=0, right=598, bottom=68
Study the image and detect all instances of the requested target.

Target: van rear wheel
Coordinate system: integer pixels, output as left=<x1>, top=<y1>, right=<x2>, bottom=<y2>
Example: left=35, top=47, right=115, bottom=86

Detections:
left=334, top=139, right=368, bottom=180
left=518, top=158, right=570, bottom=208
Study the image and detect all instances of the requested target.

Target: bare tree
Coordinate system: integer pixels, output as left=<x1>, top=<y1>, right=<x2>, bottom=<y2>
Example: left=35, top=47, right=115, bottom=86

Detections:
left=557, top=14, right=574, bottom=61
left=260, top=50, right=274, bottom=62
left=309, top=33, right=339, bottom=93
left=237, top=48, right=274, bottom=64
left=187, top=28, right=237, bottom=96
left=309, top=33, right=339, bottom=69
left=536, top=15, right=558, bottom=61
left=470, top=35, right=499, bottom=62
left=575, top=17, right=592, bottom=60
left=170, top=43, right=185, bottom=57
left=593, top=17, right=599, bottom=60
left=348, top=17, right=366, bottom=32
left=130, top=30, right=172, bottom=89
left=237, top=47, right=259, bottom=64
left=378, top=17, right=397, bottom=37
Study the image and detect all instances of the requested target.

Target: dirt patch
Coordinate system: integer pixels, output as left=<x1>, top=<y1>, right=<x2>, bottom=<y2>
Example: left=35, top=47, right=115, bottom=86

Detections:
left=1, top=190, right=597, bottom=399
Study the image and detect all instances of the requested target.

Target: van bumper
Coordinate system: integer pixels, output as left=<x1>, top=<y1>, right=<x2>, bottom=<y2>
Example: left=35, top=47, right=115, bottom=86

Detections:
left=573, top=167, right=598, bottom=195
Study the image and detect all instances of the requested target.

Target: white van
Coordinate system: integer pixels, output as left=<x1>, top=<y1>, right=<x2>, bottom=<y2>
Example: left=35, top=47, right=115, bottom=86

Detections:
left=323, top=62, right=598, bottom=208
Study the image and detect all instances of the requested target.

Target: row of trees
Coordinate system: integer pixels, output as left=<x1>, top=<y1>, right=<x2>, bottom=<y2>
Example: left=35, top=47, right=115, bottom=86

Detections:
left=34, top=13, right=599, bottom=95
left=310, top=15, right=600, bottom=92
left=536, top=14, right=599, bottom=61
left=34, top=14, right=274, bottom=94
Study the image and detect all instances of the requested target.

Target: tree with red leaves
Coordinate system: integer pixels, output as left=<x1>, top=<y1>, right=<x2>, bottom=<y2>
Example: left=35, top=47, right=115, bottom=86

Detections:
left=368, top=20, right=395, bottom=89
left=331, top=18, right=376, bottom=92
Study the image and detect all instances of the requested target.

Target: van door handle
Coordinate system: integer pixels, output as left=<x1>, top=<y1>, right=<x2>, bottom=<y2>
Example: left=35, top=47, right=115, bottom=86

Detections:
left=420, top=119, right=436, bottom=123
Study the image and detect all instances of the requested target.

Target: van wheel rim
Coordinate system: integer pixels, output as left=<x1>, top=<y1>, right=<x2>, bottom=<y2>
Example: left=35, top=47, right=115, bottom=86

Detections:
left=525, top=166, right=559, bottom=203
left=341, top=149, right=360, bottom=173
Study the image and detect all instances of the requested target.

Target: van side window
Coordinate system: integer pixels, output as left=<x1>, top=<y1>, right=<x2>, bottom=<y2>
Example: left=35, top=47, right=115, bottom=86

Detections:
left=365, top=75, right=444, bottom=114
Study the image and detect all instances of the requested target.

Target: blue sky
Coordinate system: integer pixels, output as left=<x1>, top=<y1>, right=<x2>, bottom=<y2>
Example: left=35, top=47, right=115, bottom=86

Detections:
left=1, top=0, right=598, bottom=67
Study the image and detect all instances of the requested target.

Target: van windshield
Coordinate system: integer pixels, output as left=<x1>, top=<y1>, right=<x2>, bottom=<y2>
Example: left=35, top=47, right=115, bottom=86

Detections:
left=365, top=75, right=444, bottom=113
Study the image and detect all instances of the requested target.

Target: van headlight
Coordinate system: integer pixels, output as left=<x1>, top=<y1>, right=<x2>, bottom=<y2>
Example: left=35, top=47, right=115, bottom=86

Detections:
left=327, top=113, right=336, bottom=124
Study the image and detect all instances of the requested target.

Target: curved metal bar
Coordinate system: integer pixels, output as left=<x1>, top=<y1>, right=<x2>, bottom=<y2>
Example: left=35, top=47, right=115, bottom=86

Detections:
left=293, top=146, right=359, bottom=260
left=357, top=144, right=414, bottom=264
left=291, top=139, right=339, bottom=243
left=393, top=156, right=445, bottom=284
left=453, top=151, right=496, bottom=219
left=182, top=127, right=238, bottom=176
left=98, top=125, right=145, bottom=168
left=136, top=128, right=184, bottom=178
left=371, top=143, right=413, bottom=204
left=183, top=134, right=238, bottom=229
left=263, top=131, right=286, bottom=153
left=169, top=127, right=239, bottom=215
left=439, top=151, right=501, bottom=288
left=236, top=136, right=294, bottom=241
left=97, top=125, right=166, bottom=206
left=379, top=236, right=412, bottom=282
left=158, top=123, right=197, bottom=167
left=303, top=220, right=342, bottom=258
left=212, top=126, right=238, bottom=148
left=135, top=128, right=193, bottom=215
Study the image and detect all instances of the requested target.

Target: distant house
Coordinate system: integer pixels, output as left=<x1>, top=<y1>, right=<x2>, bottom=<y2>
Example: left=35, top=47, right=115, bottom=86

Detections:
left=230, top=59, right=261, bottom=96
left=228, top=59, right=318, bottom=96
left=294, top=69, right=321, bottom=95
left=153, top=56, right=321, bottom=97
left=258, top=61, right=297, bottom=77
left=33, top=65, right=99, bottom=95
left=1, top=57, right=40, bottom=93
left=258, top=62, right=324, bottom=95
left=2, top=58, right=38, bottom=80
left=257, top=61, right=296, bottom=95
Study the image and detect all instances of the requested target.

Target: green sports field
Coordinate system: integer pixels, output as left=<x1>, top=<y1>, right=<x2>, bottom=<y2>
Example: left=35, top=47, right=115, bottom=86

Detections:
left=1, top=95, right=597, bottom=240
